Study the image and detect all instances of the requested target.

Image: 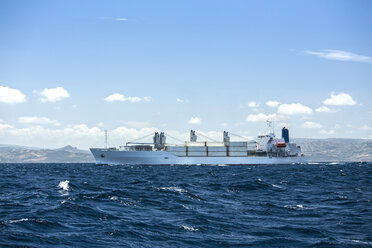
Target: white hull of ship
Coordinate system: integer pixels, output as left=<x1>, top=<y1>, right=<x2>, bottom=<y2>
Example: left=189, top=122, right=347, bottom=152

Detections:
left=90, top=148, right=307, bottom=165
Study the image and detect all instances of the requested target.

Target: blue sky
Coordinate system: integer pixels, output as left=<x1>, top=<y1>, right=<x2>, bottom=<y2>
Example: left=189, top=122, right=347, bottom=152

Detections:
left=0, top=0, right=371, bottom=149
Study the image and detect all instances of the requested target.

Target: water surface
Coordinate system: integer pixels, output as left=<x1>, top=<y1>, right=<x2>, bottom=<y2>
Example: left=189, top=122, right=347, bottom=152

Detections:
left=0, top=163, right=371, bottom=247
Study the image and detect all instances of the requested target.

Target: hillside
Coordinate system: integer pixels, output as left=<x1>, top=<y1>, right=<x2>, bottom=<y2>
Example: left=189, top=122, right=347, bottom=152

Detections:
left=295, top=138, right=372, bottom=162
left=0, top=145, right=94, bottom=163
left=0, top=138, right=371, bottom=163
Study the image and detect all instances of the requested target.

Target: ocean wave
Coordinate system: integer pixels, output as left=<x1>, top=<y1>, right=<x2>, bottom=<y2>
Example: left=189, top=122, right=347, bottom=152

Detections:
left=6, top=218, right=30, bottom=224
left=58, top=180, right=70, bottom=191
left=159, top=187, right=187, bottom=193
left=181, top=225, right=199, bottom=231
left=1, top=162, right=371, bottom=247
left=271, top=184, right=284, bottom=189
left=284, top=204, right=313, bottom=210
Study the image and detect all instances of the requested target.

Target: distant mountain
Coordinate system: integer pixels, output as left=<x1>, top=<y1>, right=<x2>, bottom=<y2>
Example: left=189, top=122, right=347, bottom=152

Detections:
left=0, top=145, right=94, bottom=163
left=0, top=138, right=371, bottom=163
left=294, top=138, right=372, bottom=162
left=55, top=145, right=80, bottom=152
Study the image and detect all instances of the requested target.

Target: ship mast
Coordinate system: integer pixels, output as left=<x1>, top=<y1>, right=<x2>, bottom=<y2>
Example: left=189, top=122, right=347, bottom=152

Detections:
left=266, top=120, right=274, bottom=136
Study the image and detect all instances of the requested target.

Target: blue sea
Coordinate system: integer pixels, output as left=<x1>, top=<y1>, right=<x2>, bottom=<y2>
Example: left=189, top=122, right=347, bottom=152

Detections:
left=0, top=163, right=371, bottom=247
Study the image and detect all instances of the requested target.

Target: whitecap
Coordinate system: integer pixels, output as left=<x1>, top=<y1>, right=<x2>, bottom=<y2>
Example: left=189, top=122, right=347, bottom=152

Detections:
left=7, top=218, right=29, bottom=224
left=110, top=196, right=118, bottom=200
left=272, top=184, right=283, bottom=189
left=351, top=240, right=372, bottom=245
left=181, top=225, right=198, bottom=231
left=58, top=180, right=70, bottom=191
left=284, top=204, right=307, bottom=210
left=160, top=187, right=187, bottom=193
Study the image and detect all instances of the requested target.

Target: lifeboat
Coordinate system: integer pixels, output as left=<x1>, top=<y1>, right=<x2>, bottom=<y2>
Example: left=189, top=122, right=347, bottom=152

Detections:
left=275, top=140, right=286, bottom=147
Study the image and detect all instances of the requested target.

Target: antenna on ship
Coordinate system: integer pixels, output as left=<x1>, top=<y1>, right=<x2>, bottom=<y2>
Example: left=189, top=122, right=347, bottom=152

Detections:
left=266, top=119, right=274, bottom=135
left=105, top=130, right=108, bottom=148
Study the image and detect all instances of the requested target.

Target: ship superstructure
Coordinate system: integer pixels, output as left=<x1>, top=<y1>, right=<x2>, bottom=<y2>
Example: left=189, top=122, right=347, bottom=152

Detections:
left=90, top=127, right=305, bottom=165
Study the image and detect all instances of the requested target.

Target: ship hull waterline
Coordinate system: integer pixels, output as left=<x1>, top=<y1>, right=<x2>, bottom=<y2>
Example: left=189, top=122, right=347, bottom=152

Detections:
left=90, top=149, right=307, bottom=165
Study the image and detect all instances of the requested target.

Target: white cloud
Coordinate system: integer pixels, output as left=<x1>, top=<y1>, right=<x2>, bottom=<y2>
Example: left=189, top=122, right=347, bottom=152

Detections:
left=360, top=125, right=372, bottom=130
left=99, top=17, right=129, bottom=22
left=277, top=103, right=312, bottom=115
left=0, top=122, right=158, bottom=149
left=301, top=121, right=322, bottom=129
left=176, top=98, right=184, bottom=103
left=18, top=116, right=60, bottom=126
left=104, top=93, right=140, bottom=102
left=119, top=121, right=151, bottom=128
left=189, top=117, right=201, bottom=125
left=115, top=17, right=128, bottom=21
left=305, top=49, right=372, bottom=63
left=266, top=100, right=280, bottom=107
left=0, top=122, right=14, bottom=130
left=0, top=85, right=26, bottom=104
left=315, top=106, right=334, bottom=112
left=0, top=121, right=255, bottom=149
left=248, top=101, right=259, bottom=107
left=124, top=96, right=142, bottom=102
left=323, top=93, right=356, bottom=106
left=104, top=93, right=150, bottom=103
left=246, top=113, right=276, bottom=122
left=0, top=123, right=103, bottom=149
left=320, top=129, right=335, bottom=135
left=35, top=86, right=70, bottom=103
left=104, top=93, right=124, bottom=102
left=221, top=123, right=228, bottom=127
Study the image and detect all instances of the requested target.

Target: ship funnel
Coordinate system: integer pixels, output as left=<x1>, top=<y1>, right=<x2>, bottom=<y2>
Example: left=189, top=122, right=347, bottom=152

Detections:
left=282, top=127, right=289, bottom=143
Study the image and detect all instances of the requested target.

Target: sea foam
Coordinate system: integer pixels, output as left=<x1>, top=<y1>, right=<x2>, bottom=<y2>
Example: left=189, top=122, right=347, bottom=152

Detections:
left=160, top=187, right=187, bottom=193
left=7, top=218, right=29, bottom=224
left=181, top=225, right=198, bottom=231
left=58, top=180, right=70, bottom=191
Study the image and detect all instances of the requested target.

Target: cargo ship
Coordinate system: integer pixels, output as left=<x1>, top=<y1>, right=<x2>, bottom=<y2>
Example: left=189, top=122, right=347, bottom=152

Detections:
left=90, top=126, right=306, bottom=165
